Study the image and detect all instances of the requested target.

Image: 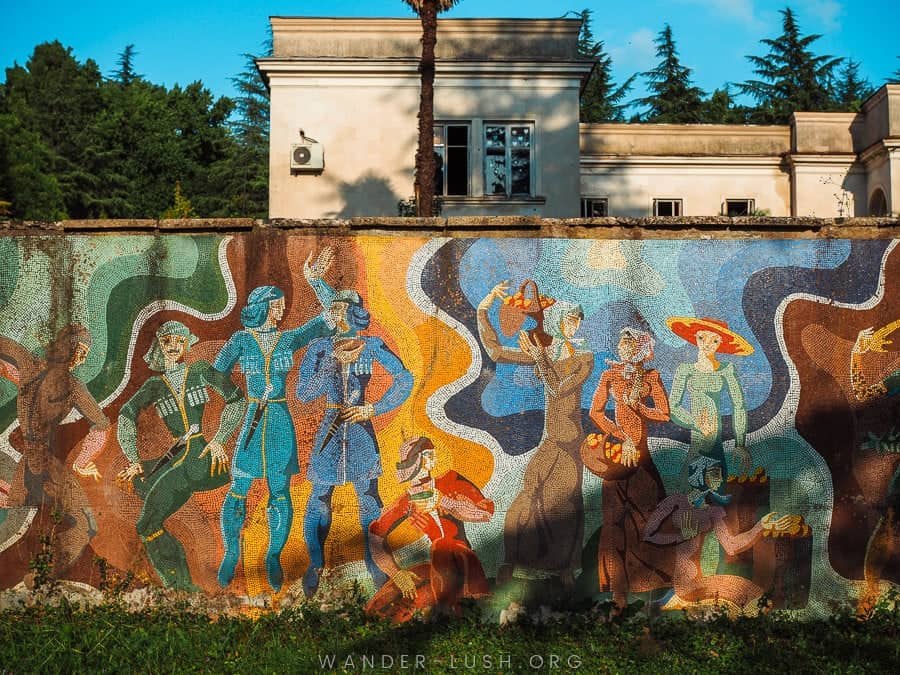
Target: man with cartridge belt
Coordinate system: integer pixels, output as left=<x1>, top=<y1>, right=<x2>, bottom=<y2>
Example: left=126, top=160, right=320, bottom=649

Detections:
left=115, top=320, right=245, bottom=591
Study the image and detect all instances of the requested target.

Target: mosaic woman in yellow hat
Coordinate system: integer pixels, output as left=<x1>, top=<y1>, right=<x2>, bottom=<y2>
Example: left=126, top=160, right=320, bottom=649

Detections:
left=666, top=317, right=754, bottom=479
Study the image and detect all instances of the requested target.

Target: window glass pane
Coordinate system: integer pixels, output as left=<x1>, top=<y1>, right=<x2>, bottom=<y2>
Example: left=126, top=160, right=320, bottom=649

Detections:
left=433, top=125, right=444, bottom=146
left=673, top=200, right=681, bottom=216
left=447, top=125, right=468, bottom=146
left=656, top=200, right=674, bottom=216
left=484, top=126, right=506, bottom=150
left=511, top=149, right=530, bottom=194
left=434, top=149, right=445, bottom=196
left=726, top=200, right=751, bottom=216
left=511, top=126, right=531, bottom=148
left=485, top=155, right=507, bottom=195
left=447, top=146, right=468, bottom=195
left=585, top=199, right=607, bottom=217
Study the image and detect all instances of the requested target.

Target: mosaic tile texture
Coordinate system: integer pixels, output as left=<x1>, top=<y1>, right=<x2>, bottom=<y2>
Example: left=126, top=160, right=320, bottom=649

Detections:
left=0, top=233, right=897, bottom=620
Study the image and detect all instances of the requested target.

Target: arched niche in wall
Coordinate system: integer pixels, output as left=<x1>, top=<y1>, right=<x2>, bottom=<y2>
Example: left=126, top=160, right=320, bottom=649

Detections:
left=869, top=187, right=888, bottom=216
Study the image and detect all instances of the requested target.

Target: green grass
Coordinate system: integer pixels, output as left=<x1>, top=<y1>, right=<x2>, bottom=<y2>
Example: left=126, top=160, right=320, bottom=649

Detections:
left=2, top=601, right=900, bottom=674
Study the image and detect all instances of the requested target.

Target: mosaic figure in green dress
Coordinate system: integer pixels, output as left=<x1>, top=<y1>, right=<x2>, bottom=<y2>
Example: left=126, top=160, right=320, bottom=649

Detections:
left=666, top=317, right=755, bottom=479
left=115, top=321, right=245, bottom=591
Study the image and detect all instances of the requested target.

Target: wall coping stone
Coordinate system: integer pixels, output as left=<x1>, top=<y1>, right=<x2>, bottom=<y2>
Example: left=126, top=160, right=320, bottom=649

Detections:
left=2, top=217, right=900, bottom=240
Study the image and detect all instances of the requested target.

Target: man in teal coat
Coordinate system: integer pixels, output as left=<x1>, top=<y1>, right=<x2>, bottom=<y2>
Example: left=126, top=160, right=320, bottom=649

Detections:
left=213, top=249, right=336, bottom=592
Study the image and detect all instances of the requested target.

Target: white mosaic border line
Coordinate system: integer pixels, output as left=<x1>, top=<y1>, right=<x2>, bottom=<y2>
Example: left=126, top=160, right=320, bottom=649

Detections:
left=99, top=235, right=238, bottom=407
left=0, top=507, right=37, bottom=554
left=765, top=239, right=899, bottom=614
left=406, top=238, right=528, bottom=576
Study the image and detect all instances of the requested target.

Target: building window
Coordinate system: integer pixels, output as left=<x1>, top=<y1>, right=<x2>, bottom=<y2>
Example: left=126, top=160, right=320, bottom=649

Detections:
left=581, top=198, right=609, bottom=217
left=484, top=123, right=533, bottom=196
left=653, top=199, right=682, bottom=216
left=433, top=124, right=470, bottom=196
left=725, top=199, right=755, bottom=216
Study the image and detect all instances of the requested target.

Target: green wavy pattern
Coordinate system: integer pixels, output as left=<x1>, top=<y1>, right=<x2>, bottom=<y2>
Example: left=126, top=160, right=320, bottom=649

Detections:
left=0, top=234, right=228, bottom=429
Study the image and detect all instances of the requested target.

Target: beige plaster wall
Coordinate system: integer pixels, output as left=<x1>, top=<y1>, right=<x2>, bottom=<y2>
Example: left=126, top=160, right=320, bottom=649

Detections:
left=792, top=113, right=860, bottom=154
left=580, top=124, right=791, bottom=156
left=267, top=65, right=585, bottom=219
left=580, top=159, right=791, bottom=217
left=790, top=160, right=868, bottom=217
left=270, top=17, right=583, bottom=60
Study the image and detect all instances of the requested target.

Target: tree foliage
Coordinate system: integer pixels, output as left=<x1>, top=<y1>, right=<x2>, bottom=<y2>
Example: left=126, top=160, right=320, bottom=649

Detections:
left=637, top=25, right=705, bottom=123
left=832, top=59, right=873, bottom=113
left=889, top=56, right=900, bottom=85
left=577, top=9, right=635, bottom=122
left=0, top=41, right=247, bottom=220
left=737, top=7, right=843, bottom=123
left=214, top=34, right=272, bottom=219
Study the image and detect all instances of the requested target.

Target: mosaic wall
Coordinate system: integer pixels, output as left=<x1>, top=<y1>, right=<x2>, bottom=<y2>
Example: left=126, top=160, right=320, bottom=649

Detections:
left=1, top=232, right=900, bottom=619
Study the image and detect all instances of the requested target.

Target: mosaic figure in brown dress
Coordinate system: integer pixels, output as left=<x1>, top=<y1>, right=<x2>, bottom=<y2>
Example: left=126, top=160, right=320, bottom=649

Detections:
left=478, top=281, right=593, bottom=587
left=0, top=325, right=110, bottom=576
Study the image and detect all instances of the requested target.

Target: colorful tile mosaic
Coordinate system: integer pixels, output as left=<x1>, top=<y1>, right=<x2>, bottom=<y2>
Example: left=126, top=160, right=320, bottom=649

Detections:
left=0, top=233, right=898, bottom=620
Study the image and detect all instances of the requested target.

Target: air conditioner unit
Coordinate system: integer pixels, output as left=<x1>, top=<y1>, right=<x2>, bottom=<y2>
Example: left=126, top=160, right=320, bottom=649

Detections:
left=290, top=141, right=324, bottom=172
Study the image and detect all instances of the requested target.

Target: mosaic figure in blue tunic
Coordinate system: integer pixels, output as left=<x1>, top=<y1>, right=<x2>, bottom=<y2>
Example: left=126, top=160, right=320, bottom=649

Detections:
left=214, top=249, right=336, bottom=592
left=297, top=283, right=413, bottom=597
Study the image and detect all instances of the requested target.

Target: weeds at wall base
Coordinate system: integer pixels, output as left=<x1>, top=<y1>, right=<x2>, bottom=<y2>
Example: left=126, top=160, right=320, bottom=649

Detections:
left=2, top=596, right=900, bottom=673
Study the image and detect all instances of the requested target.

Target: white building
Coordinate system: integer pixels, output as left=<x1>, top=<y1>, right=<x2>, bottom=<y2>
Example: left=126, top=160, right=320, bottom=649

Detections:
left=258, top=17, right=900, bottom=219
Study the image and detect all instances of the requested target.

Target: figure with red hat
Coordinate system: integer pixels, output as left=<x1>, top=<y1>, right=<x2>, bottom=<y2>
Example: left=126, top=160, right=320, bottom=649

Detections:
left=365, top=436, right=494, bottom=622
left=666, top=316, right=755, bottom=478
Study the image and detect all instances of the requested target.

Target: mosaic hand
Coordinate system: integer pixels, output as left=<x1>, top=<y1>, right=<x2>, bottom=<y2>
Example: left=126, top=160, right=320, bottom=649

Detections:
left=200, top=441, right=229, bottom=476
left=115, top=462, right=143, bottom=491
left=392, top=569, right=421, bottom=600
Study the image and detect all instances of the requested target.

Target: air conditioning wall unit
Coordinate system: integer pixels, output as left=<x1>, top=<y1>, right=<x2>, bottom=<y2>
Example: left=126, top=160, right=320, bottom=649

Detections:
left=290, top=139, right=324, bottom=172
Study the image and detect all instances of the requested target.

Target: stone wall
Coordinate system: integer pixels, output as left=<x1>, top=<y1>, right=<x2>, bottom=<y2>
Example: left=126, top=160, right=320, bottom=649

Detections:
left=2, top=217, right=900, bottom=620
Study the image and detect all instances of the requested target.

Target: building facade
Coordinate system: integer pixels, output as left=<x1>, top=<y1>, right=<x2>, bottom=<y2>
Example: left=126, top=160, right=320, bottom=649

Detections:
left=259, top=17, right=899, bottom=219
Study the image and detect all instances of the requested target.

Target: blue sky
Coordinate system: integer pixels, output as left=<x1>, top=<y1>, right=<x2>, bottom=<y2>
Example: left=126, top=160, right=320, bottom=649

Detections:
left=3, top=1, right=897, bottom=105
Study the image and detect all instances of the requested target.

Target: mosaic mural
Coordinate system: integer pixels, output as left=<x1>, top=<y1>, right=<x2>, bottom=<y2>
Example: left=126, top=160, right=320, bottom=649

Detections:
left=1, top=232, right=900, bottom=620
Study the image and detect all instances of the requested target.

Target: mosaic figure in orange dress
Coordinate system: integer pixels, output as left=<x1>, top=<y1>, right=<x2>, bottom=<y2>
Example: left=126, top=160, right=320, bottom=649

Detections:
left=589, top=327, right=673, bottom=609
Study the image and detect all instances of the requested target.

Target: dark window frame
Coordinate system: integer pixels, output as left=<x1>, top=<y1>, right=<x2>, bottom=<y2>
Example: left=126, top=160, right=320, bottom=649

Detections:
left=725, top=198, right=755, bottom=216
left=483, top=121, right=534, bottom=197
left=433, top=122, right=471, bottom=197
left=580, top=197, right=609, bottom=217
left=653, top=198, right=682, bottom=217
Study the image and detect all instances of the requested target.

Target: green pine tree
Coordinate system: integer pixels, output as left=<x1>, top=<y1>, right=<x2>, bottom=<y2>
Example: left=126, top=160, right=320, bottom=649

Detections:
left=637, top=24, right=705, bottom=123
left=889, top=56, right=900, bottom=84
left=212, top=32, right=272, bottom=218
left=699, top=86, right=753, bottom=124
left=737, top=7, right=843, bottom=123
left=832, top=59, right=873, bottom=112
left=577, top=9, right=636, bottom=122
left=115, top=44, right=140, bottom=85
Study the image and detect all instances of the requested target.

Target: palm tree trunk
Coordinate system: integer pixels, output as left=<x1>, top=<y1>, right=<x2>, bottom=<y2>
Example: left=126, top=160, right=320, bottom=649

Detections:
left=415, top=1, right=438, bottom=217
